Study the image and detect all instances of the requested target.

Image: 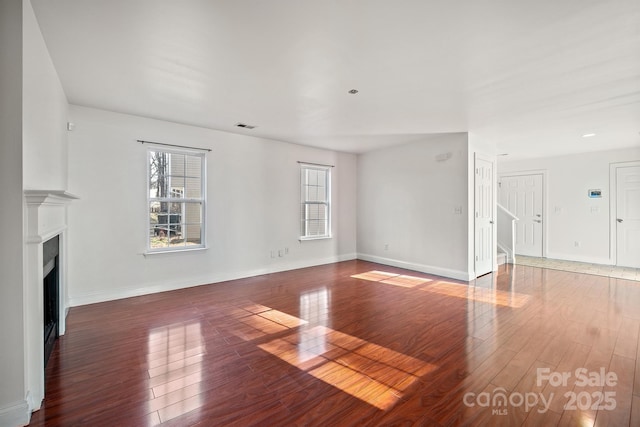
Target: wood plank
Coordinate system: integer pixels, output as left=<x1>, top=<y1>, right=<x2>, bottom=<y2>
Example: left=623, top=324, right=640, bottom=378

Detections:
left=555, top=346, right=614, bottom=427
left=593, top=354, right=634, bottom=427
left=492, top=332, right=554, bottom=392
left=614, top=316, right=640, bottom=360
left=540, top=342, right=591, bottom=414
left=631, top=395, right=640, bottom=427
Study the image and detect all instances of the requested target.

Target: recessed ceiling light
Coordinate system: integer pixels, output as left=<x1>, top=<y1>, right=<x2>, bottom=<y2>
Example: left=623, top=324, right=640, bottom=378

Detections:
left=348, top=89, right=359, bottom=94
left=582, top=133, right=596, bottom=138
left=497, top=153, right=509, bottom=156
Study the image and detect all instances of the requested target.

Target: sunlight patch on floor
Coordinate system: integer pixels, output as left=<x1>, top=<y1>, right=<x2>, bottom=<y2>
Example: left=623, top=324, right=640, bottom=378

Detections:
left=422, top=282, right=530, bottom=308
left=259, top=325, right=436, bottom=410
left=351, top=270, right=433, bottom=288
left=217, top=303, right=309, bottom=341
left=146, top=322, right=205, bottom=422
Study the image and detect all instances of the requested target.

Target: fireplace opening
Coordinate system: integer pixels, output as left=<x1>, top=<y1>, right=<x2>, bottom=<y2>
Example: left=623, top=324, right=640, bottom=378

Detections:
left=43, top=235, right=59, bottom=368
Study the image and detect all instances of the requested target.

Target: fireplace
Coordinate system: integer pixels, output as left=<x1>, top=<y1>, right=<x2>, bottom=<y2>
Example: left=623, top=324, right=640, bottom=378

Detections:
left=43, top=235, right=59, bottom=368
left=24, top=190, right=77, bottom=412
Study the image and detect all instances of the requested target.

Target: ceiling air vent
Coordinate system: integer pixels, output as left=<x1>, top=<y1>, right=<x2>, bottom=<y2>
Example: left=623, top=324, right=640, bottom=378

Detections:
left=236, top=123, right=256, bottom=129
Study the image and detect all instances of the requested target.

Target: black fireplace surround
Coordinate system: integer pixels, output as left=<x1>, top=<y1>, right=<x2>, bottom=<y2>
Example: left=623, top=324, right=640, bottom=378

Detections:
left=43, top=235, right=59, bottom=368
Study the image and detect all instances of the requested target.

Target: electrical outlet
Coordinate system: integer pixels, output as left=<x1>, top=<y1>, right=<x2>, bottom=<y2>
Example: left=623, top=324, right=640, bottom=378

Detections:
left=574, top=241, right=580, bottom=247
left=284, top=247, right=289, bottom=255
left=384, top=243, right=389, bottom=251
left=270, top=250, right=275, bottom=258
left=278, top=249, right=284, bottom=257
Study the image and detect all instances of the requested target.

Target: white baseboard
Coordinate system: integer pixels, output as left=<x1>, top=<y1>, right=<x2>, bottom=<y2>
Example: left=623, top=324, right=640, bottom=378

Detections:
left=68, top=253, right=357, bottom=307
left=0, top=399, right=30, bottom=427
left=357, top=253, right=472, bottom=281
left=26, top=391, right=40, bottom=414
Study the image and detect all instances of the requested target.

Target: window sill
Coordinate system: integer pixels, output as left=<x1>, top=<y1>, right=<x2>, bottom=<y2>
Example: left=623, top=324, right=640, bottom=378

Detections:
left=143, top=246, right=208, bottom=256
left=299, top=236, right=332, bottom=242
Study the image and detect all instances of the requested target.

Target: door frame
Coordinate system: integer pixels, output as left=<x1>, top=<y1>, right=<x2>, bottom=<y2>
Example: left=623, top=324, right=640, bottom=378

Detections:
left=474, top=153, right=496, bottom=277
left=497, top=169, right=548, bottom=258
left=609, top=160, right=640, bottom=265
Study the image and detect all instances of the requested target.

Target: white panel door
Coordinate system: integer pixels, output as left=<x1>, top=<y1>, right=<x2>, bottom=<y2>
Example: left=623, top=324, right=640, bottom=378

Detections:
left=499, top=174, right=543, bottom=257
left=616, top=166, right=640, bottom=268
left=475, top=156, right=494, bottom=276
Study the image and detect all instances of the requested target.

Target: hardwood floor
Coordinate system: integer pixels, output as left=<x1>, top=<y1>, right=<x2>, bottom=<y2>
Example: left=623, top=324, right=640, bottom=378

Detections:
left=28, top=260, right=640, bottom=426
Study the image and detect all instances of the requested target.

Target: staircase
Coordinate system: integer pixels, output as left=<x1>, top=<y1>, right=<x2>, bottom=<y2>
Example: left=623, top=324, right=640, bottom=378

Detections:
left=497, top=203, right=518, bottom=265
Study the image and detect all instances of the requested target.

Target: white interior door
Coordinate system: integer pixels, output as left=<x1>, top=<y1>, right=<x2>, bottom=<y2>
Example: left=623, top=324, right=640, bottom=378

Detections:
left=616, top=166, right=640, bottom=268
left=475, top=156, right=494, bottom=276
left=499, top=174, right=543, bottom=257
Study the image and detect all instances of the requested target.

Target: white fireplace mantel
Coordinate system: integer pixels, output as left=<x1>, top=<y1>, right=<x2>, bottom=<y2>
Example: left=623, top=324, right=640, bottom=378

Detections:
left=24, top=190, right=78, bottom=243
left=24, top=189, right=78, bottom=414
left=24, top=189, right=79, bottom=205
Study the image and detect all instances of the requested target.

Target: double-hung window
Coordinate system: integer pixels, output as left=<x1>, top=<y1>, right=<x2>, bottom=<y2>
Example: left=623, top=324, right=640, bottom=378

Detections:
left=148, top=147, right=206, bottom=252
left=300, top=163, right=331, bottom=240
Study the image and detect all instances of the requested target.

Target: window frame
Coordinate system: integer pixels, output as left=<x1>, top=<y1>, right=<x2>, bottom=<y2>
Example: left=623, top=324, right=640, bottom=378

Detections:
left=299, top=162, right=332, bottom=241
left=146, top=146, right=207, bottom=254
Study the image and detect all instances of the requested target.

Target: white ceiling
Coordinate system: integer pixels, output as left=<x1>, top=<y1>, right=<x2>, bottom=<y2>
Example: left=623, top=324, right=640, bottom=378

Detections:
left=31, top=0, right=640, bottom=158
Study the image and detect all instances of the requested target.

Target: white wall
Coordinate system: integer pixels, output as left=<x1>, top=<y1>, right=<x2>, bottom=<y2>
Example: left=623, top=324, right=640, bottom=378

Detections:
left=20, top=0, right=73, bottom=419
left=66, top=106, right=357, bottom=305
left=22, top=0, right=68, bottom=190
left=357, top=133, right=472, bottom=280
left=0, top=1, right=27, bottom=425
left=499, top=146, right=640, bottom=264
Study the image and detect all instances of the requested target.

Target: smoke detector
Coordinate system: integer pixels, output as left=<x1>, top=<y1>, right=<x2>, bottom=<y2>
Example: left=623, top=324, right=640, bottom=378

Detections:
left=236, top=123, right=256, bottom=129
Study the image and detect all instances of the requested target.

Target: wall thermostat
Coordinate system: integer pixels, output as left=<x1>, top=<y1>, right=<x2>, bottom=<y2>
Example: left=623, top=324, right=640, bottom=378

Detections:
left=588, top=189, right=602, bottom=198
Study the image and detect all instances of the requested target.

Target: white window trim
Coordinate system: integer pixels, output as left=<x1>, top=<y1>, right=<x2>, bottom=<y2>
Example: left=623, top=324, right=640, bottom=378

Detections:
left=146, top=146, right=207, bottom=254
left=143, top=247, right=208, bottom=257
left=299, top=162, right=332, bottom=241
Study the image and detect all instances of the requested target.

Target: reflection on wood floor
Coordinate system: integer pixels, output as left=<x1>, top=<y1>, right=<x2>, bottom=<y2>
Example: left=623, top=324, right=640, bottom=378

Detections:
left=29, top=260, right=640, bottom=426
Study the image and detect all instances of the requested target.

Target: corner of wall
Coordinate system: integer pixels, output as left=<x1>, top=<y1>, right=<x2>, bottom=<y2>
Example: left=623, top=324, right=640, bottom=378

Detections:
left=357, top=253, right=472, bottom=282
left=467, top=143, right=475, bottom=278
left=356, top=134, right=474, bottom=281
